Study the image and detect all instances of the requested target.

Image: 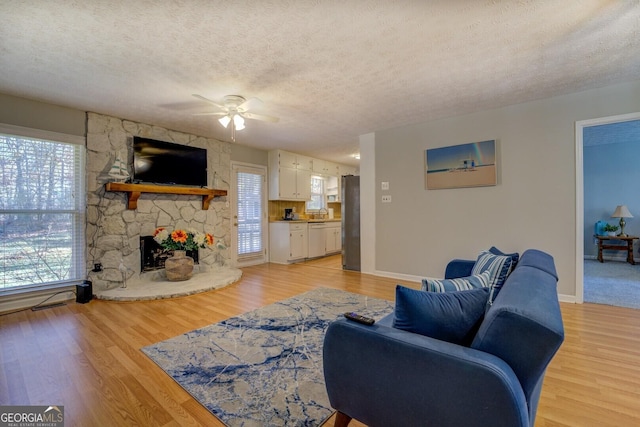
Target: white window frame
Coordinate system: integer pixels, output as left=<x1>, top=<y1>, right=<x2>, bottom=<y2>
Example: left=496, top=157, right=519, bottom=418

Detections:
left=0, top=123, right=86, bottom=296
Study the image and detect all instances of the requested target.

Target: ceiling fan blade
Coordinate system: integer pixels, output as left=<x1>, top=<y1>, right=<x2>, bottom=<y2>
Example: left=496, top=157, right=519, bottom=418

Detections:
left=192, top=94, right=226, bottom=110
left=192, top=112, right=227, bottom=116
left=237, top=97, right=264, bottom=113
left=243, top=112, right=280, bottom=123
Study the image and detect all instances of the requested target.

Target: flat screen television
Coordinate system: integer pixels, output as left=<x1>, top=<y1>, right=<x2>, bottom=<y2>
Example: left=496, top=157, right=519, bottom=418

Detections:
left=133, top=137, right=208, bottom=187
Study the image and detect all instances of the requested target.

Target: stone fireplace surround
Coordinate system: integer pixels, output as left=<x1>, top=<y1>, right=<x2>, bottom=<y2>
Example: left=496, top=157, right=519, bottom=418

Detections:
left=86, top=112, right=233, bottom=293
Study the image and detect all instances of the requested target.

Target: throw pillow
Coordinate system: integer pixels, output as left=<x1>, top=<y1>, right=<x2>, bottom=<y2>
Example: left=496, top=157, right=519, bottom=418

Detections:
left=421, top=270, right=492, bottom=292
left=471, top=250, right=515, bottom=304
left=489, top=246, right=519, bottom=268
left=393, top=285, right=490, bottom=346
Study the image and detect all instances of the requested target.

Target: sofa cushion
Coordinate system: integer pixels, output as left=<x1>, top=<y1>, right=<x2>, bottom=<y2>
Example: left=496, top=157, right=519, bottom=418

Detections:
left=421, top=270, right=492, bottom=292
left=471, top=250, right=515, bottom=304
left=393, top=285, right=490, bottom=346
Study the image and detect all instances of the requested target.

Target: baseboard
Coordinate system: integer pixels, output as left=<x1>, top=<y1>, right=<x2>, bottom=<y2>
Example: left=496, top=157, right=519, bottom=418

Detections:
left=558, top=293, right=577, bottom=303
left=0, top=286, right=76, bottom=314
left=372, top=269, right=424, bottom=284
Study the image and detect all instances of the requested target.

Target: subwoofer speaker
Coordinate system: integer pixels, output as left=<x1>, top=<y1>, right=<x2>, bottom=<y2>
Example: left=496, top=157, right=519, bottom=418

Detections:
left=76, top=280, right=93, bottom=304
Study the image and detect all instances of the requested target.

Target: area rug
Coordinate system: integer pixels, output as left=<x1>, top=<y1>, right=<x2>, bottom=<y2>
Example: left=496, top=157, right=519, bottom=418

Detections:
left=584, top=259, right=640, bottom=309
left=141, top=288, right=394, bottom=426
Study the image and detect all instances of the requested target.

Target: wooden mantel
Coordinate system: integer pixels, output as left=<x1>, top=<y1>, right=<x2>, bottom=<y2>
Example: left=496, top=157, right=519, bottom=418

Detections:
left=105, top=182, right=227, bottom=210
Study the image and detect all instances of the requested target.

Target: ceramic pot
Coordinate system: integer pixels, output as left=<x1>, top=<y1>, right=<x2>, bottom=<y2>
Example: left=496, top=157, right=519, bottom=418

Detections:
left=165, top=250, right=194, bottom=281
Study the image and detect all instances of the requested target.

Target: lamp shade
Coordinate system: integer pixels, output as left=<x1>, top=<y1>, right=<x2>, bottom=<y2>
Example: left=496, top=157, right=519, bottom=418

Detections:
left=233, top=114, right=245, bottom=131
left=611, top=205, right=633, bottom=218
left=218, top=115, right=231, bottom=128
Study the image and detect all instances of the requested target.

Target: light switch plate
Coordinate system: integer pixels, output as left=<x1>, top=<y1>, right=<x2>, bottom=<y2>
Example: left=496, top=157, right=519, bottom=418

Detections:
left=381, top=181, right=390, bottom=190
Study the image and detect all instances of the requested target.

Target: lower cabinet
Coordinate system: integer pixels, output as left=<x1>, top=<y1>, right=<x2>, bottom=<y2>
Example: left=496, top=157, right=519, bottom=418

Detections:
left=269, top=222, right=308, bottom=264
left=270, top=221, right=341, bottom=264
left=324, top=224, right=341, bottom=254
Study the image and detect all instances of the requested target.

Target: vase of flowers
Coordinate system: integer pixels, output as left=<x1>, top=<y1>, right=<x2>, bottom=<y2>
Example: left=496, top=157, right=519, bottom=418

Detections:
left=153, top=227, right=214, bottom=281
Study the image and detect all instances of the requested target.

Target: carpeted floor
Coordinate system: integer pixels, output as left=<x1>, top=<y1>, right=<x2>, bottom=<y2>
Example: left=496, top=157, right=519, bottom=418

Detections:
left=583, top=259, right=640, bottom=309
left=142, top=288, right=394, bottom=427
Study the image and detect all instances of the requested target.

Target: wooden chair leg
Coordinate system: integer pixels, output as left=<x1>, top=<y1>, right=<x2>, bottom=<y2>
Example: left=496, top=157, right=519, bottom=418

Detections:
left=334, top=411, right=352, bottom=427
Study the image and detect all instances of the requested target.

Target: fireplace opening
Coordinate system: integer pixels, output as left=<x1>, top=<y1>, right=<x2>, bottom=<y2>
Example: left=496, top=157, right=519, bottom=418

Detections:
left=140, top=236, right=199, bottom=272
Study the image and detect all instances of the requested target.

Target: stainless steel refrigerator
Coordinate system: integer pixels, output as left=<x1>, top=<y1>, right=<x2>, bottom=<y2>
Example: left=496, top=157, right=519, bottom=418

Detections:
left=341, top=175, right=360, bottom=271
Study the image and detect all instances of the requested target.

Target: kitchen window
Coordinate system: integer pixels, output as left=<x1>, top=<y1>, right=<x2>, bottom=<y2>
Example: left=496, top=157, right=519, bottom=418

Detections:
left=0, top=126, right=86, bottom=292
left=306, top=175, right=326, bottom=211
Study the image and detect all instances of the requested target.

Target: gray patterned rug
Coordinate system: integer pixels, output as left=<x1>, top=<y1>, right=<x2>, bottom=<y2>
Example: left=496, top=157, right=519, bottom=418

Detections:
left=142, top=288, right=393, bottom=426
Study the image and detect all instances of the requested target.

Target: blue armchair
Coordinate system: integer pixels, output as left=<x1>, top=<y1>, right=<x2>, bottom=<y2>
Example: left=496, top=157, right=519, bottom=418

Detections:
left=323, top=249, right=564, bottom=427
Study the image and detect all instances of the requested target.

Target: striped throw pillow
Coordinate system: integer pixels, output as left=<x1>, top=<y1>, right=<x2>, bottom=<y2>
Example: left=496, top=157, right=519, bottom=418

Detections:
left=422, top=270, right=492, bottom=293
left=470, top=250, right=515, bottom=304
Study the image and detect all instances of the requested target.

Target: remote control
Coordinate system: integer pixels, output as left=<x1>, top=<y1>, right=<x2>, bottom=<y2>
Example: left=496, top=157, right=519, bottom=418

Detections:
left=344, top=312, right=375, bottom=326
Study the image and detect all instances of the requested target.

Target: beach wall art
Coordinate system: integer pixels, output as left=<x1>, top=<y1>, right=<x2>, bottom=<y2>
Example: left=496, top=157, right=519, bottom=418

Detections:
left=425, top=140, right=497, bottom=190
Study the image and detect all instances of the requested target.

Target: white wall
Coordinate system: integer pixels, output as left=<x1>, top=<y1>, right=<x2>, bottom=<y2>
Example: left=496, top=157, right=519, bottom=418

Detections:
left=370, top=80, right=640, bottom=298
left=0, top=92, right=85, bottom=136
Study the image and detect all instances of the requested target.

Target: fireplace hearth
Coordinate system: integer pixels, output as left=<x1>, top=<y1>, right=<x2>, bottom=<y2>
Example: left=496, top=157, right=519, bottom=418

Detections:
left=140, top=236, right=199, bottom=272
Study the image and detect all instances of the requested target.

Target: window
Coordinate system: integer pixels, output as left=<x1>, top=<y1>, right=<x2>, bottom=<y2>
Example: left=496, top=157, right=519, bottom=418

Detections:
left=236, top=169, right=264, bottom=258
left=306, top=175, right=326, bottom=211
left=0, top=127, right=85, bottom=292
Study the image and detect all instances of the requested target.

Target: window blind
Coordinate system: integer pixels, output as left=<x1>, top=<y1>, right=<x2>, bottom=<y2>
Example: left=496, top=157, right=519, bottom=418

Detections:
left=236, top=171, right=263, bottom=257
left=0, top=129, right=86, bottom=291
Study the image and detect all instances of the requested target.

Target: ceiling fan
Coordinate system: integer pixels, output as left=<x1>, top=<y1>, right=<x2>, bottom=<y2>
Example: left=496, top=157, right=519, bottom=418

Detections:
left=192, top=94, right=279, bottom=138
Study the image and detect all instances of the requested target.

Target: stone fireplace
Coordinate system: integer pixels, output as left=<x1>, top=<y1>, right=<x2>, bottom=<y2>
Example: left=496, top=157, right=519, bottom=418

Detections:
left=85, top=113, right=231, bottom=291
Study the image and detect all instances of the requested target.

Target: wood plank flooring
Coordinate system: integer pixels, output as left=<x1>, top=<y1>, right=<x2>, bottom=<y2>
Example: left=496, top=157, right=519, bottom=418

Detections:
left=1, top=255, right=639, bottom=426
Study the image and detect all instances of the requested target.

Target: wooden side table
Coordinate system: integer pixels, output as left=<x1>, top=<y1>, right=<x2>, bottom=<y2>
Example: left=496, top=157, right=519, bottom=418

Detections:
left=595, top=235, right=638, bottom=265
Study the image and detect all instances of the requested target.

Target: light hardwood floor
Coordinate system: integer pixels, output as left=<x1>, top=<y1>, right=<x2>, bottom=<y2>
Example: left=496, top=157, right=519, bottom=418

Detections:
left=1, top=256, right=639, bottom=426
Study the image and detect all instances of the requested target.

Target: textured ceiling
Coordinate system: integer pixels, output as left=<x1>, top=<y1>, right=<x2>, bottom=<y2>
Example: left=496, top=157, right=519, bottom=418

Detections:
left=1, top=1, right=639, bottom=166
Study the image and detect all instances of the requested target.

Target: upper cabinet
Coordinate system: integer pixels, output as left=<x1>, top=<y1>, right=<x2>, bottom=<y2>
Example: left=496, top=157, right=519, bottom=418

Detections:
left=268, top=149, right=358, bottom=201
left=278, top=150, right=313, bottom=171
left=269, top=150, right=312, bottom=201
left=312, top=159, right=339, bottom=176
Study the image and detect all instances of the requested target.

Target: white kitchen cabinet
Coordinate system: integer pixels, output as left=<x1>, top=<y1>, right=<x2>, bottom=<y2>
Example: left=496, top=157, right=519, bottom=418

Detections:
left=312, top=159, right=339, bottom=176
left=269, top=150, right=312, bottom=200
left=325, top=223, right=341, bottom=254
left=277, top=150, right=313, bottom=171
left=326, top=175, right=339, bottom=202
left=269, top=222, right=308, bottom=264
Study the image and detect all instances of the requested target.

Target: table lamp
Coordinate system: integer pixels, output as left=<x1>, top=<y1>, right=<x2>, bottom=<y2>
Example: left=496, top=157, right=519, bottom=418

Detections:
left=611, top=205, right=633, bottom=237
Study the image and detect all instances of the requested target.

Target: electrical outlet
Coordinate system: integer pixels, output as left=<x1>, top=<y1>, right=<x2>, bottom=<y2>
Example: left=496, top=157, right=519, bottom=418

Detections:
left=381, top=195, right=392, bottom=203
left=92, top=263, right=103, bottom=272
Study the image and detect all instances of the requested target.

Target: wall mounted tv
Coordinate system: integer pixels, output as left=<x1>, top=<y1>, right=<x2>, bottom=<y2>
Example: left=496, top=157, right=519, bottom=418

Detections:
left=133, top=137, right=208, bottom=187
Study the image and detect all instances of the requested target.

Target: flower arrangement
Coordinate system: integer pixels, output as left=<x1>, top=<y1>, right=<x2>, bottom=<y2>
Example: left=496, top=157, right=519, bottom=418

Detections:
left=153, top=227, right=214, bottom=252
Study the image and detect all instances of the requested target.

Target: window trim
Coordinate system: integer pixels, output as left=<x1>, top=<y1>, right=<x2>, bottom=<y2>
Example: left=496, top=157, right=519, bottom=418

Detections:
left=0, top=123, right=87, bottom=296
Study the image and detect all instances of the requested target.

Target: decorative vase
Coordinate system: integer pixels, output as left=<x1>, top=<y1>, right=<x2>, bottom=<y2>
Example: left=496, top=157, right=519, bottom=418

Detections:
left=164, top=250, right=194, bottom=281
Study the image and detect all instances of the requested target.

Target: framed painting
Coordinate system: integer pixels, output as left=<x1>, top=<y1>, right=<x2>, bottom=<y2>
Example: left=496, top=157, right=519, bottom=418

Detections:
left=425, top=140, right=497, bottom=190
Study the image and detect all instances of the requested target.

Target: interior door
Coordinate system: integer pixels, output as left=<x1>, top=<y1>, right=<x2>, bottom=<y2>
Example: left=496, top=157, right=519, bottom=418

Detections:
left=231, top=163, right=267, bottom=266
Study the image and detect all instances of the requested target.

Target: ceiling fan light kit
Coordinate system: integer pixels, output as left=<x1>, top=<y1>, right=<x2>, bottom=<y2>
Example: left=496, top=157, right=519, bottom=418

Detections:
left=193, top=94, right=279, bottom=140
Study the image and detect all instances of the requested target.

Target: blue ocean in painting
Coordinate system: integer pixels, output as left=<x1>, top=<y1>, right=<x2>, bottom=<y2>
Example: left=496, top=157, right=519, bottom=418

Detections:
left=426, top=140, right=496, bottom=173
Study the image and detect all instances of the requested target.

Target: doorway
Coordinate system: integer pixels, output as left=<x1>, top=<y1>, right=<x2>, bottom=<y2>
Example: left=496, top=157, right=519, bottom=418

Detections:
left=231, top=162, right=268, bottom=267
left=575, top=112, right=640, bottom=306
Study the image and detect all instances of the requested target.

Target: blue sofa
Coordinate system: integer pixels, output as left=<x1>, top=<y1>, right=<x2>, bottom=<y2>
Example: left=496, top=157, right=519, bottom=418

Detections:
left=323, top=249, right=564, bottom=427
